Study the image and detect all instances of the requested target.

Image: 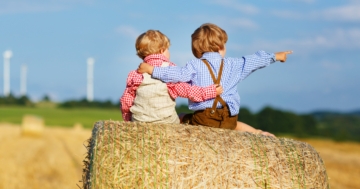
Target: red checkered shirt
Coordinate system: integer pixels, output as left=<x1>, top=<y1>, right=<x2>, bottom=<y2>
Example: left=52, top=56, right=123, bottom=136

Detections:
left=120, top=54, right=217, bottom=121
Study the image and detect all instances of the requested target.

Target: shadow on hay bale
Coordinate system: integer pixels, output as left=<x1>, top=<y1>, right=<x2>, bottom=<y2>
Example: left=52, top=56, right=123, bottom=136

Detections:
left=82, top=121, right=329, bottom=189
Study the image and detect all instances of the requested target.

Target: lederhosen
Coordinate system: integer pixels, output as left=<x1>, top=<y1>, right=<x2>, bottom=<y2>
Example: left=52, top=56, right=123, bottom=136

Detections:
left=182, top=59, right=238, bottom=130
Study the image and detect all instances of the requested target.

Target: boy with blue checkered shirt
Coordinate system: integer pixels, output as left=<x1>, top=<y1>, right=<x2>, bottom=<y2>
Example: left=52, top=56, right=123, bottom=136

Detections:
left=137, top=23, right=292, bottom=136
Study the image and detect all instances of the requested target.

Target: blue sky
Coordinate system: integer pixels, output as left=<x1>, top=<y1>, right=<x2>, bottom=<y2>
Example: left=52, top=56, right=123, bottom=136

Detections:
left=1, top=0, right=359, bottom=113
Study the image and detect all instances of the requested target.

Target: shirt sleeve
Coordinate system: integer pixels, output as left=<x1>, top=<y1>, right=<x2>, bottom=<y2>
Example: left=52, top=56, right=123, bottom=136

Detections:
left=167, top=82, right=217, bottom=102
left=240, top=50, right=276, bottom=80
left=152, top=61, right=196, bottom=83
left=120, top=71, right=143, bottom=121
left=120, top=91, right=133, bottom=121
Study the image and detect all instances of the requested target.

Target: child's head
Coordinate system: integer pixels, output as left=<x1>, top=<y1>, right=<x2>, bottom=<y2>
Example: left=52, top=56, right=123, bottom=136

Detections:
left=191, top=23, right=228, bottom=58
left=135, top=30, right=170, bottom=60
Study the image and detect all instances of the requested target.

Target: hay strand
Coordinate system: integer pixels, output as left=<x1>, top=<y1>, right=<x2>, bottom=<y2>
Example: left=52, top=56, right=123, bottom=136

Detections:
left=82, top=120, right=329, bottom=189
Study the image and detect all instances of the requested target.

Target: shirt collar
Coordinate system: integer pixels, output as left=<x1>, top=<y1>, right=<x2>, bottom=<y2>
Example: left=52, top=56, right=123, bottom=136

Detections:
left=201, top=52, right=223, bottom=60
left=144, top=54, right=169, bottom=67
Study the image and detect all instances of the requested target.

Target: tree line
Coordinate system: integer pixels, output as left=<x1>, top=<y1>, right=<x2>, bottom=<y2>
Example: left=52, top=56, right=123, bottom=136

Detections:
left=176, top=104, right=360, bottom=142
left=0, top=94, right=119, bottom=109
left=1, top=94, right=360, bottom=142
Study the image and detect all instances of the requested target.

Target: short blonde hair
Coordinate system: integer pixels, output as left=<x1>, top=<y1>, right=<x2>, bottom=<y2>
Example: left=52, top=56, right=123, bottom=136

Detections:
left=191, top=23, right=228, bottom=58
left=135, top=30, right=170, bottom=59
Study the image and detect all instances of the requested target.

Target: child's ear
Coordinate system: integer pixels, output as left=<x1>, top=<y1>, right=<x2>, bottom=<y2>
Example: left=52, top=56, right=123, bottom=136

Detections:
left=160, top=49, right=164, bottom=54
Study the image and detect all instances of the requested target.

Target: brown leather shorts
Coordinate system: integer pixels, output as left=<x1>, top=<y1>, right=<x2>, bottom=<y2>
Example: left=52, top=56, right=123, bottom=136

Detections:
left=182, top=107, right=237, bottom=130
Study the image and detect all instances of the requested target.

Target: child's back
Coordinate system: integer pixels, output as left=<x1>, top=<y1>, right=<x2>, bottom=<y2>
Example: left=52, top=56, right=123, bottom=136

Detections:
left=120, top=30, right=220, bottom=124
left=172, top=51, right=275, bottom=116
left=131, top=62, right=179, bottom=123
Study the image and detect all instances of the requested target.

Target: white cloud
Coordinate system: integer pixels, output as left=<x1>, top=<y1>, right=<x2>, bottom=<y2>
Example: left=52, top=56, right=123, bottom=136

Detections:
left=227, top=18, right=259, bottom=29
left=214, top=17, right=259, bottom=30
left=228, top=28, right=360, bottom=55
left=0, top=2, right=64, bottom=14
left=116, top=25, right=141, bottom=39
left=271, top=10, right=305, bottom=19
left=282, top=0, right=315, bottom=3
left=321, top=4, right=360, bottom=22
left=272, top=2, right=360, bottom=22
left=312, top=29, right=358, bottom=48
left=179, top=15, right=259, bottom=30
left=309, top=28, right=360, bottom=49
left=209, top=0, right=259, bottom=14
left=0, top=0, right=94, bottom=14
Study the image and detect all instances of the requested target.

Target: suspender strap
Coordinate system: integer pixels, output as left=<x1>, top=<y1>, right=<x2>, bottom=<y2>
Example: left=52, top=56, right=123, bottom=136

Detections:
left=201, top=59, right=227, bottom=111
left=202, top=59, right=222, bottom=84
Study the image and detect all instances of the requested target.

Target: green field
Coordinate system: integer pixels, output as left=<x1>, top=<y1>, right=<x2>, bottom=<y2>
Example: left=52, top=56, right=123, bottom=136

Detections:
left=0, top=106, right=123, bottom=128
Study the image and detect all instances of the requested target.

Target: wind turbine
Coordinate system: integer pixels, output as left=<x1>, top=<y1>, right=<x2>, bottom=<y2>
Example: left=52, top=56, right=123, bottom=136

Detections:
left=3, top=50, right=13, bottom=97
left=87, top=57, right=95, bottom=102
left=20, top=64, right=27, bottom=96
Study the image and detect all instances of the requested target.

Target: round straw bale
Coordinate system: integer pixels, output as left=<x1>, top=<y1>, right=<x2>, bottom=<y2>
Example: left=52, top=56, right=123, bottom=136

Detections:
left=21, top=115, right=44, bottom=137
left=82, top=120, right=329, bottom=189
left=73, top=122, right=83, bottom=132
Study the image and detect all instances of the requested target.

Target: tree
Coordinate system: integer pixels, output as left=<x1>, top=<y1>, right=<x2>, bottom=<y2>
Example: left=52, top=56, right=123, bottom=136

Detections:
left=42, top=94, right=51, bottom=102
left=238, top=107, right=257, bottom=128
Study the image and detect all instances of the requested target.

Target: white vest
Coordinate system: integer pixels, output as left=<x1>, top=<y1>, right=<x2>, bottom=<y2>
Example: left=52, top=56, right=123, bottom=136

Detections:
left=130, top=62, right=180, bottom=124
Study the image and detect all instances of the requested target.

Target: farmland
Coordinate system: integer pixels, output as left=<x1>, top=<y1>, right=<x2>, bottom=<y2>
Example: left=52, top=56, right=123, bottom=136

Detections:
left=299, top=138, right=360, bottom=189
left=0, top=106, right=123, bottom=128
left=0, top=106, right=359, bottom=188
left=0, top=123, right=359, bottom=189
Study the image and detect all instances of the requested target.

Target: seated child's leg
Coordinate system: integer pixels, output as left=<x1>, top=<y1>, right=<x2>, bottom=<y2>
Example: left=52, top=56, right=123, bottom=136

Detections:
left=235, top=121, right=275, bottom=137
left=235, top=121, right=257, bottom=132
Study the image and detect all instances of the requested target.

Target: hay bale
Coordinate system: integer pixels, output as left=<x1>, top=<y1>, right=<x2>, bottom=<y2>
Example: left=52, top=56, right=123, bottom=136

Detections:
left=73, top=122, right=84, bottom=131
left=21, top=115, right=44, bottom=137
left=82, top=121, right=329, bottom=189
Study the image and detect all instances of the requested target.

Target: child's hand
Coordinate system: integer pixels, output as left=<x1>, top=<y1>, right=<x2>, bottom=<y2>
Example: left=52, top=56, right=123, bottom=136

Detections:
left=137, top=63, right=154, bottom=74
left=215, top=84, right=223, bottom=95
left=275, top=51, right=293, bottom=62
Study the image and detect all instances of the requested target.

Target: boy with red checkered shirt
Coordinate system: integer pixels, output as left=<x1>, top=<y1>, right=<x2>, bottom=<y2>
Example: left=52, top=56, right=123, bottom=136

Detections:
left=120, top=30, right=223, bottom=124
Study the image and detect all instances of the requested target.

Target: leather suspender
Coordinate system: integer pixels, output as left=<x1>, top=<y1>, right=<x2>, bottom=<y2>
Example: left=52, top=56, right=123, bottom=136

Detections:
left=201, top=59, right=227, bottom=114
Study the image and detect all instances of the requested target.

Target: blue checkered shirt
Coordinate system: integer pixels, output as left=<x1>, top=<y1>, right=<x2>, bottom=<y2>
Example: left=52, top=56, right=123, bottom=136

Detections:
left=152, top=50, right=276, bottom=116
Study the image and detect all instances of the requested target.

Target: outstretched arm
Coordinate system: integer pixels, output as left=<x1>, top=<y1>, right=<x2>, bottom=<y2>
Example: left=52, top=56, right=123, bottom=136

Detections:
left=240, top=50, right=293, bottom=80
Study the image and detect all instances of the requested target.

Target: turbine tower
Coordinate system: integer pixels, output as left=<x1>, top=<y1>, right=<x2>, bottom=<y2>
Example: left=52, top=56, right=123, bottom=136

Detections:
left=3, top=50, right=13, bottom=97
left=87, top=57, right=95, bottom=102
left=20, top=64, right=27, bottom=96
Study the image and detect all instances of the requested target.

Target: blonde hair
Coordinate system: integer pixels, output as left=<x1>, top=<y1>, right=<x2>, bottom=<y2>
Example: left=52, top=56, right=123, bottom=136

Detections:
left=191, top=23, right=228, bottom=58
left=135, top=30, right=170, bottom=59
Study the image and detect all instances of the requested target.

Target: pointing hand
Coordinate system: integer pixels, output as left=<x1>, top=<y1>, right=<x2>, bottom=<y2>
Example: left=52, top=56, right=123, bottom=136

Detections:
left=275, top=51, right=293, bottom=63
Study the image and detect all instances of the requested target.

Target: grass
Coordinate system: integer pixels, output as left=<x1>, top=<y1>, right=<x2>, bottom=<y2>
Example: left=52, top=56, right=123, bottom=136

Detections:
left=0, top=106, right=123, bottom=128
